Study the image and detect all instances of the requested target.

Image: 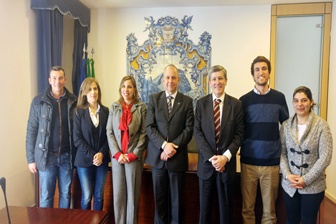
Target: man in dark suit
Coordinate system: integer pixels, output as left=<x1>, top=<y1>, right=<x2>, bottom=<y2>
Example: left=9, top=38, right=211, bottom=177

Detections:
left=194, top=65, right=243, bottom=224
left=145, top=64, right=194, bottom=224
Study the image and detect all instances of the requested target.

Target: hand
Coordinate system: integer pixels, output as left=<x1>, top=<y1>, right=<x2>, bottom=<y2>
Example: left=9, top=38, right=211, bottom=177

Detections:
left=93, top=152, right=103, bottom=166
left=288, top=174, right=306, bottom=189
left=160, top=151, right=169, bottom=161
left=28, top=163, right=37, bottom=174
left=124, top=154, right=129, bottom=163
left=211, top=155, right=228, bottom=172
left=117, top=154, right=129, bottom=164
left=163, top=142, right=178, bottom=158
left=295, top=176, right=307, bottom=189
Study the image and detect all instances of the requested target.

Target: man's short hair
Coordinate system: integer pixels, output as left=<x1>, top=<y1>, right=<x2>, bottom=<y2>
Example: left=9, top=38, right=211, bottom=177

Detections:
left=250, top=56, right=271, bottom=75
left=49, top=66, right=65, bottom=75
left=208, top=65, right=227, bottom=80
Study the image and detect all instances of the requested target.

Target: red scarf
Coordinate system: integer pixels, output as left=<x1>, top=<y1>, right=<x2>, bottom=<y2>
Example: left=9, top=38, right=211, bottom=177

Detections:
left=119, top=102, right=132, bottom=154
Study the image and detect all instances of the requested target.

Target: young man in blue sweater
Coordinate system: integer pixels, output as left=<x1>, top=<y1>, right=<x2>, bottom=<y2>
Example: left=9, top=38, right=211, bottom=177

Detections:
left=239, top=56, right=289, bottom=224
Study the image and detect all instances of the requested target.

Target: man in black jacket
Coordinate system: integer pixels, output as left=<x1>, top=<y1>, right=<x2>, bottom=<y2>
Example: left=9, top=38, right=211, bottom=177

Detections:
left=194, top=65, right=243, bottom=224
left=26, top=66, right=77, bottom=208
left=145, top=64, right=194, bottom=223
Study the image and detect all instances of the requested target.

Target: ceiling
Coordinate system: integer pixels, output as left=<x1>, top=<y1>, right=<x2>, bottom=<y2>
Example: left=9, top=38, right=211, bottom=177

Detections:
left=79, top=0, right=331, bottom=9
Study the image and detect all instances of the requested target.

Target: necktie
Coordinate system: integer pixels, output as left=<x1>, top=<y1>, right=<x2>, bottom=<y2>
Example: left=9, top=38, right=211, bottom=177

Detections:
left=214, top=99, right=221, bottom=150
left=167, top=96, right=173, bottom=115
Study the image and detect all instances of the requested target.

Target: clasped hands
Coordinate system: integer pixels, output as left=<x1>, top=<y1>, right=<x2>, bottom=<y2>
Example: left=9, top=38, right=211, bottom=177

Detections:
left=117, top=153, right=130, bottom=164
left=287, top=174, right=307, bottom=189
left=160, top=142, right=178, bottom=161
left=93, top=152, right=103, bottom=166
left=209, top=155, right=228, bottom=173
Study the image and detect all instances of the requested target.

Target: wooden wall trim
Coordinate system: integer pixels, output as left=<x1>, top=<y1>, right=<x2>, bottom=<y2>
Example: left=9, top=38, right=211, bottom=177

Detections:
left=320, top=13, right=331, bottom=120
left=269, top=12, right=276, bottom=88
left=270, top=2, right=332, bottom=120
left=325, top=191, right=336, bottom=204
left=274, top=3, right=328, bottom=16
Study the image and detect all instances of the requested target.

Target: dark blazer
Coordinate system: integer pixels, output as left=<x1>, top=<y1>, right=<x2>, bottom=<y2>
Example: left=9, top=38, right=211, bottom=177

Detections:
left=145, top=91, right=194, bottom=172
left=194, top=93, right=244, bottom=180
left=73, top=106, right=110, bottom=167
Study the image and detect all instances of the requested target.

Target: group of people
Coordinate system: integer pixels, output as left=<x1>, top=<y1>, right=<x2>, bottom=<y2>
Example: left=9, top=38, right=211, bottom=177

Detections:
left=26, top=55, right=333, bottom=224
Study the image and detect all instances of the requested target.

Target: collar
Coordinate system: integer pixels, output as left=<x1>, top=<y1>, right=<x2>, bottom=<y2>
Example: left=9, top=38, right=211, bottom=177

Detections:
left=212, top=93, right=225, bottom=102
left=253, top=86, right=271, bottom=95
left=165, top=91, right=177, bottom=98
left=89, top=104, right=101, bottom=113
left=48, top=89, right=67, bottom=100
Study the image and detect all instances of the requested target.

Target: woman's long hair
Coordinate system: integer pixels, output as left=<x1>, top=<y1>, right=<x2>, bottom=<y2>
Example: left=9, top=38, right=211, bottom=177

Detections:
left=77, top=77, right=103, bottom=109
left=118, top=76, right=139, bottom=104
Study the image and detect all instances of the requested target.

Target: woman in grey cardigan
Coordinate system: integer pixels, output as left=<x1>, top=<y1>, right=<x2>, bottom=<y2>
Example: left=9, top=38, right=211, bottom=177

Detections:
left=107, top=76, right=147, bottom=224
left=280, top=86, right=333, bottom=224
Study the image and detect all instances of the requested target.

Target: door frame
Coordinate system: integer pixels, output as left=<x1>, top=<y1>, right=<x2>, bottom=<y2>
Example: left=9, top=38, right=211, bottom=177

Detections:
left=270, top=2, right=332, bottom=119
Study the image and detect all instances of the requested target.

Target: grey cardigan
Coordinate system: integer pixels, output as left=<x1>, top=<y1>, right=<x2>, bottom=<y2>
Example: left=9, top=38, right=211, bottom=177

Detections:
left=106, top=101, right=147, bottom=159
left=280, top=111, right=333, bottom=197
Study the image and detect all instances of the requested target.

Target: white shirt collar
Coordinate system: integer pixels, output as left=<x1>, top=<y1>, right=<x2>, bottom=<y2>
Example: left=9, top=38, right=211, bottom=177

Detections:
left=89, top=104, right=101, bottom=114
left=212, top=93, right=225, bottom=102
left=165, top=91, right=177, bottom=98
left=89, top=104, right=100, bottom=128
left=253, top=86, right=271, bottom=95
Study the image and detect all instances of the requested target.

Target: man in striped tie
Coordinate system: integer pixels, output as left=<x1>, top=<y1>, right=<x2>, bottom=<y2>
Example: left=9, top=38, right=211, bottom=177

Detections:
left=145, top=64, right=194, bottom=224
left=194, top=65, right=244, bottom=224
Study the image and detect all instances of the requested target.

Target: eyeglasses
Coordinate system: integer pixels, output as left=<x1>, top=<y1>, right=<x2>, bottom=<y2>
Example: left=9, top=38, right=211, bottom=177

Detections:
left=290, top=148, right=310, bottom=154
left=290, top=161, right=308, bottom=169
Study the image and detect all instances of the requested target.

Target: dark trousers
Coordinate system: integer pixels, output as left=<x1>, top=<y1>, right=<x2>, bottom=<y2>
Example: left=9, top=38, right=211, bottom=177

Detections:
left=152, top=167, right=186, bottom=224
left=283, top=190, right=324, bottom=224
left=199, top=171, right=234, bottom=224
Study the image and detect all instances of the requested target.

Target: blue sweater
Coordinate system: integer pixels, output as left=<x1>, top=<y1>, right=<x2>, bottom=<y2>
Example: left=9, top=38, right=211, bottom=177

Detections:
left=239, top=89, right=289, bottom=166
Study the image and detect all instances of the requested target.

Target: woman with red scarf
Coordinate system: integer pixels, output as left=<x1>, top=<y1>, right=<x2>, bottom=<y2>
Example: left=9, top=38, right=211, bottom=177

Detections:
left=107, top=76, right=147, bottom=224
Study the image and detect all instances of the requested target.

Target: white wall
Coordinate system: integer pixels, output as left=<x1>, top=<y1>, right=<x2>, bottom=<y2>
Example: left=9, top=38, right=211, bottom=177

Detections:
left=0, top=0, right=335, bottom=209
left=0, top=0, right=37, bottom=208
left=0, top=1, right=74, bottom=209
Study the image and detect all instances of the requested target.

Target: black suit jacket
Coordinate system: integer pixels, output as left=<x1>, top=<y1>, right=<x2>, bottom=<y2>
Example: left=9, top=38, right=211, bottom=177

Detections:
left=145, top=91, right=194, bottom=172
left=194, top=94, right=243, bottom=180
left=73, top=106, right=110, bottom=167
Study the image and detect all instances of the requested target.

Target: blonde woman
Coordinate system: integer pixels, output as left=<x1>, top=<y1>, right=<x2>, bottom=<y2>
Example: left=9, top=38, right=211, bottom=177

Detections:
left=107, top=76, right=147, bottom=224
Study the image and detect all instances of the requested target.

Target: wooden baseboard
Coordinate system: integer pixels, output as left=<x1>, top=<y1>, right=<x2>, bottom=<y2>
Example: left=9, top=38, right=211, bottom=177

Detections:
left=319, top=196, right=336, bottom=224
left=325, top=191, right=336, bottom=204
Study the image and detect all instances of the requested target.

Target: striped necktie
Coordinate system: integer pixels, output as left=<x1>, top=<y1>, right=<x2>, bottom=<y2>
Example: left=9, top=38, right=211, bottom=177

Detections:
left=214, top=99, right=221, bottom=150
left=167, top=95, right=173, bottom=115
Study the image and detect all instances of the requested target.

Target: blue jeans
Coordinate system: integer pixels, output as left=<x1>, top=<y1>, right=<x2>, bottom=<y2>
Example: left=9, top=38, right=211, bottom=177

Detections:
left=76, top=163, right=108, bottom=210
left=39, top=152, right=73, bottom=208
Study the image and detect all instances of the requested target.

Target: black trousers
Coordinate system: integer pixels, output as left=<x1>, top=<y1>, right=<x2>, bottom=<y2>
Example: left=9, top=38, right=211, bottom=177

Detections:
left=283, top=190, right=324, bottom=224
left=152, top=167, right=186, bottom=224
left=199, top=171, right=234, bottom=224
